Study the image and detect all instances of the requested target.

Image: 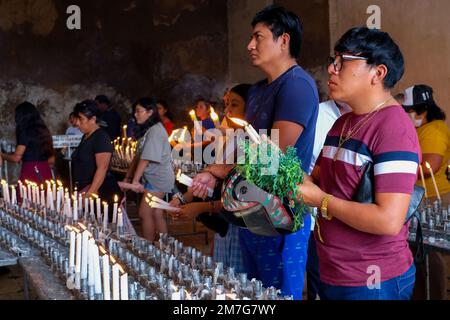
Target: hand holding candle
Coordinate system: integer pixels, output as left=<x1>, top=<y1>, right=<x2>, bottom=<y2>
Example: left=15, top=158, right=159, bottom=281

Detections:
left=176, top=169, right=213, bottom=197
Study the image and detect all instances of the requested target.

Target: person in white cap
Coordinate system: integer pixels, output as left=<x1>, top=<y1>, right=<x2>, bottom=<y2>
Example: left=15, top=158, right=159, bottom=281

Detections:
left=402, top=84, right=450, bottom=203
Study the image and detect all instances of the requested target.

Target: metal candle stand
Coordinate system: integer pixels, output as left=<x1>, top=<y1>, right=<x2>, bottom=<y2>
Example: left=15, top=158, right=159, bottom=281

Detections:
left=0, top=196, right=290, bottom=300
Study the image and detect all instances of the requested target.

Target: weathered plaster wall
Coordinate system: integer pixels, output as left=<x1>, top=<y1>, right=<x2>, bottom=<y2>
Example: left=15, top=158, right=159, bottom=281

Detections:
left=0, top=0, right=228, bottom=140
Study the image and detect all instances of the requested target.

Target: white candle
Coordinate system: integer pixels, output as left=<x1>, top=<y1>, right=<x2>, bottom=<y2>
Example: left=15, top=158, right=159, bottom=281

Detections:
left=84, top=196, right=89, bottom=216
left=69, top=229, right=76, bottom=271
left=56, top=188, right=61, bottom=213
left=117, top=209, right=123, bottom=228
left=27, top=182, right=32, bottom=203
left=75, top=231, right=82, bottom=274
left=93, top=244, right=102, bottom=295
left=425, top=162, right=441, bottom=201
left=120, top=269, right=128, bottom=300
left=229, top=117, right=261, bottom=144
left=18, top=181, right=23, bottom=198
left=101, top=248, right=110, bottom=300
left=90, top=197, right=95, bottom=217
left=73, top=197, right=78, bottom=221
left=148, top=201, right=180, bottom=212
left=78, top=194, right=82, bottom=214
left=176, top=170, right=213, bottom=197
left=112, top=195, right=118, bottom=224
left=88, top=238, right=95, bottom=287
left=11, top=186, right=17, bottom=205
left=96, top=197, right=101, bottom=223
left=103, top=202, right=108, bottom=230
left=52, top=182, right=56, bottom=204
left=81, top=230, right=89, bottom=279
left=112, top=263, right=120, bottom=300
left=40, top=188, right=45, bottom=207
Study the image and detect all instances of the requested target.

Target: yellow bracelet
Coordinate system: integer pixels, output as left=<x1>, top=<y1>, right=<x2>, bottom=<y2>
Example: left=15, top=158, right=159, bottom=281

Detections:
left=320, top=194, right=334, bottom=221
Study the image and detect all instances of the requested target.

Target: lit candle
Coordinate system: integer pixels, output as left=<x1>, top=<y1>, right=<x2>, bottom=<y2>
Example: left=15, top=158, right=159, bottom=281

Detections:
left=95, top=195, right=101, bottom=223
left=112, top=195, right=118, bottom=224
left=103, top=201, right=108, bottom=230
left=119, top=266, right=128, bottom=300
left=425, top=161, right=441, bottom=201
left=117, top=208, right=123, bottom=229
left=147, top=200, right=180, bottom=212
left=52, top=181, right=56, bottom=203
left=100, top=247, right=111, bottom=300
left=56, top=184, right=62, bottom=213
left=112, top=261, right=120, bottom=300
left=26, top=181, right=32, bottom=202
left=90, top=197, right=95, bottom=218
left=210, top=106, right=220, bottom=128
left=189, top=109, right=202, bottom=134
left=122, top=125, right=128, bottom=139
left=176, top=169, right=213, bottom=197
left=418, top=164, right=429, bottom=198
left=229, top=117, right=261, bottom=144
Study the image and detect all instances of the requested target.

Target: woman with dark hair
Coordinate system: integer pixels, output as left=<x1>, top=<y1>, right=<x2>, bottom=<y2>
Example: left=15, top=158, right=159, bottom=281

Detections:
left=71, top=100, right=122, bottom=210
left=0, top=102, right=54, bottom=184
left=156, top=100, right=175, bottom=136
left=124, top=97, right=174, bottom=241
left=402, top=84, right=450, bottom=202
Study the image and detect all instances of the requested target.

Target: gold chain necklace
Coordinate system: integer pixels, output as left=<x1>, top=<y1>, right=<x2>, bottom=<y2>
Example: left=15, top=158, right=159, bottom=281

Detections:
left=333, top=97, right=393, bottom=162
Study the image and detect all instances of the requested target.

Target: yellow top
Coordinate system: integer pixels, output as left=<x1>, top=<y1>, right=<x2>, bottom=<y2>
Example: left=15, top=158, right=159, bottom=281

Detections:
left=416, top=120, right=450, bottom=197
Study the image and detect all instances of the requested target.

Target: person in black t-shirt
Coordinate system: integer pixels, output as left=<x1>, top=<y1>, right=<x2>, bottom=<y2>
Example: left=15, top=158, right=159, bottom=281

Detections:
left=71, top=100, right=122, bottom=213
left=0, top=102, right=54, bottom=184
left=94, top=95, right=122, bottom=141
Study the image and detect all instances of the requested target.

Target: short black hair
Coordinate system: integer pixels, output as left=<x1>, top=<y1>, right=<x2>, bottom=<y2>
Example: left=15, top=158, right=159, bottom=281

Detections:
left=252, top=4, right=303, bottom=59
left=74, top=100, right=102, bottom=121
left=230, top=83, right=252, bottom=103
left=334, top=27, right=404, bottom=88
left=94, top=94, right=111, bottom=106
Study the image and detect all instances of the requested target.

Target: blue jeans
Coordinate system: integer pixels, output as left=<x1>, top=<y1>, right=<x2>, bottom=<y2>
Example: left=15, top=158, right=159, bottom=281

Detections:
left=319, top=264, right=416, bottom=300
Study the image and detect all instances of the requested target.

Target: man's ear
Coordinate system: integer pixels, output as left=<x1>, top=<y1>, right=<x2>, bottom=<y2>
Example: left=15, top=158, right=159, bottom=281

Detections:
left=280, top=33, right=291, bottom=51
left=371, top=64, right=388, bottom=86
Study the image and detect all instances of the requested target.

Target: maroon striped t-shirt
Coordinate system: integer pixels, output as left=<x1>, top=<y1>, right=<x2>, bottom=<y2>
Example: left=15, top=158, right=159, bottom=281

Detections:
left=316, top=105, right=420, bottom=287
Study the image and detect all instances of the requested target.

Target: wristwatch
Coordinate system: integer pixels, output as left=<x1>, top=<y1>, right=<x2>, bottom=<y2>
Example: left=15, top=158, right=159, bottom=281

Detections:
left=320, top=194, right=334, bottom=221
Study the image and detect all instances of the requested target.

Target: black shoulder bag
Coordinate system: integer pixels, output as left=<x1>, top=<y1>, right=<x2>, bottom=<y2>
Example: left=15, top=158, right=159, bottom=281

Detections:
left=354, top=161, right=425, bottom=264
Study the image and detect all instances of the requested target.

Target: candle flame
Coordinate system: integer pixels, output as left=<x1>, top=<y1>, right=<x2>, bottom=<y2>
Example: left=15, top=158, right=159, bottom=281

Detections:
left=229, top=117, right=248, bottom=127
left=114, top=195, right=118, bottom=203
left=123, top=125, right=127, bottom=130
left=176, top=169, right=182, bottom=179
left=91, top=193, right=99, bottom=199
left=65, top=225, right=74, bottom=232
left=110, top=256, right=117, bottom=264
left=425, top=162, right=432, bottom=170
left=210, top=107, right=219, bottom=121
left=189, top=110, right=197, bottom=121
left=72, top=227, right=81, bottom=233
left=118, top=265, right=125, bottom=274
left=78, top=223, right=87, bottom=231
left=57, top=180, right=63, bottom=187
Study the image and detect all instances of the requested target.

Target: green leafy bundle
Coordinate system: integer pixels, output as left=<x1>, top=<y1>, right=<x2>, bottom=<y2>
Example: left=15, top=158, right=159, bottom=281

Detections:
left=236, top=140, right=308, bottom=231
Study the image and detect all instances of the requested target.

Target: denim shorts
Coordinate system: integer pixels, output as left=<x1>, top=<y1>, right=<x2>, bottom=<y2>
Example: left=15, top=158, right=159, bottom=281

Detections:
left=144, top=182, right=162, bottom=193
left=319, top=263, right=416, bottom=300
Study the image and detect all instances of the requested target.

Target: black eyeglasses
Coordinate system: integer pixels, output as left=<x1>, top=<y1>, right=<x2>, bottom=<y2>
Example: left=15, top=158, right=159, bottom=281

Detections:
left=328, top=54, right=369, bottom=72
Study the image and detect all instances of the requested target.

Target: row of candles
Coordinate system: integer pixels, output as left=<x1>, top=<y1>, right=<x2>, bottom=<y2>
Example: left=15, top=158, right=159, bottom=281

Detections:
left=66, top=223, right=128, bottom=300
left=0, top=179, right=124, bottom=233
left=0, top=191, right=287, bottom=300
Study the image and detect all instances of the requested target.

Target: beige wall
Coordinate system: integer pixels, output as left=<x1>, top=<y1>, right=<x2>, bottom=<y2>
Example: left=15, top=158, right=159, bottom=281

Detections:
left=329, top=0, right=450, bottom=123
left=227, top=0, right=273, bottom=85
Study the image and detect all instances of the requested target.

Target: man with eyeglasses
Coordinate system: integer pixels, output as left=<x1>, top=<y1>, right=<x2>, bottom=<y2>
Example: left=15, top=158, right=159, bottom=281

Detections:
left=295, top=27, right=421, bottom=300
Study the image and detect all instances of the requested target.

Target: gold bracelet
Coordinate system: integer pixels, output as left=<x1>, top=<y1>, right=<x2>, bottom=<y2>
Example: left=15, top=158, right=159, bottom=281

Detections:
left=320, top=194, right=334, bottom=221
